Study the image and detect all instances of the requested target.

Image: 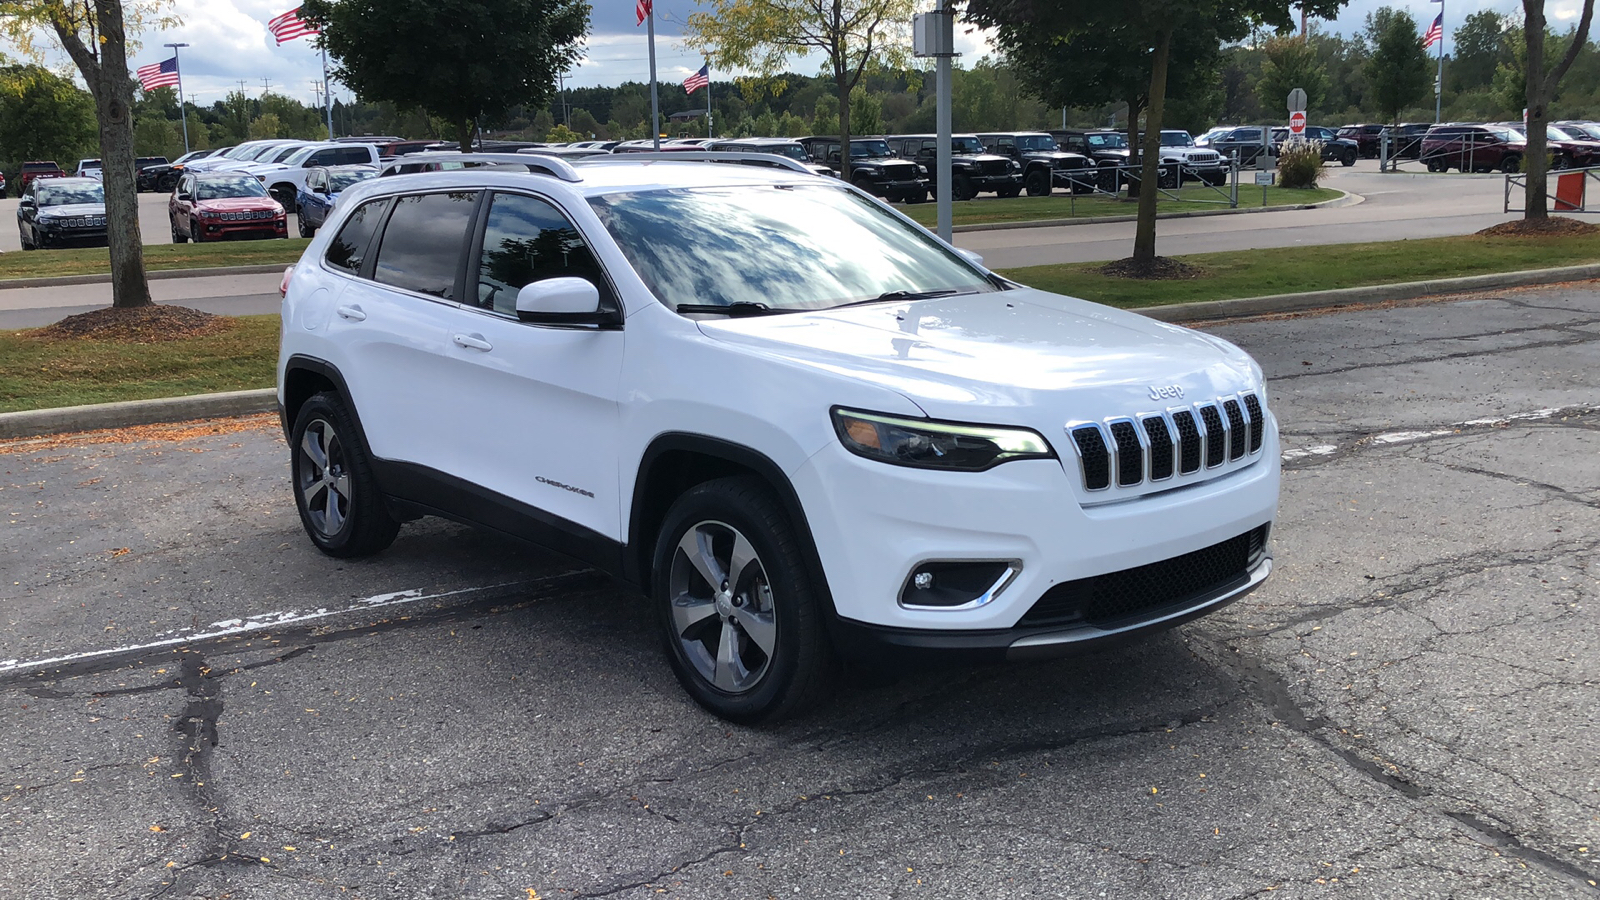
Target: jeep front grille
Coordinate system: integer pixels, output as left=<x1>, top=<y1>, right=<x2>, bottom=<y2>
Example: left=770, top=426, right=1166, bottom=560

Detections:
left=1068, top=393, right=1264, bottom=493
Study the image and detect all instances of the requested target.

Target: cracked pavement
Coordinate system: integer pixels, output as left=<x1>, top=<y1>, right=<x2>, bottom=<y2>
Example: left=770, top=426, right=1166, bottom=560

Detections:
left=2, top=282, right=1599, bottom=898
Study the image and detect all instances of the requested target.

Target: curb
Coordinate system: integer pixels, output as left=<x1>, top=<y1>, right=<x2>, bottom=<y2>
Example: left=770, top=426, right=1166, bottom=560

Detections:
left=4, top=259, right=1595, bottom=440
left=951, top=189, right=1358, bottom=234
left=0, top=389, right=277, bottom=440
left=1139, top=263, right=1600, bottom=323
left=0, top=263, right=290, bottom=291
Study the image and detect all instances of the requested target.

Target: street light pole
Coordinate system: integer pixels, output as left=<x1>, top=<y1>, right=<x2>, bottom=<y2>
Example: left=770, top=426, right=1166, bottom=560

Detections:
left=164, top=42, right=191, bottom=154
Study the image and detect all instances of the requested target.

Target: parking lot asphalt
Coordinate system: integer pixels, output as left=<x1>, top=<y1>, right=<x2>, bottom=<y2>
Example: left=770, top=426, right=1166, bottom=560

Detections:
left=2, top=283, right=1598, bottom=899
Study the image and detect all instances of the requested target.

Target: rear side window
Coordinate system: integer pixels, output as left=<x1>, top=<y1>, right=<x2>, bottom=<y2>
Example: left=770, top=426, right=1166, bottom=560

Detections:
left=325, top=198, right=388, bottom=274
left=333, top=147, right=371, bottom=165
left=373, top=192, right=480, bottom=299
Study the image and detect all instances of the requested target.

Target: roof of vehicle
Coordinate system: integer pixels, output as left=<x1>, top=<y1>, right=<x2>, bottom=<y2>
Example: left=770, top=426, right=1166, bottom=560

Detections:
left=22, top=161, right=63, bottom=168
left=191, top=170, right=270, bottom=179
left=38, top=176, right=101, bottom=188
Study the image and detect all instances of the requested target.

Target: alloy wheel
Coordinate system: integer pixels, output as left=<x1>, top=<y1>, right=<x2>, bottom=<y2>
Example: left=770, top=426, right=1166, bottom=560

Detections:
left=296, top=418, right=352, bottom=538
left=667, top=520, right=778, bottom=694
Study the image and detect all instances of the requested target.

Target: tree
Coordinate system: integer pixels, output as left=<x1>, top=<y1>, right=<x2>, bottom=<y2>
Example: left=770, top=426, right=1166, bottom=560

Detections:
left=0, top=65, right=98, bottom=179
left=1363, top=7, right=1431, bottom=123
left=1257, top=35, right=1329, bottom=116
left=683, top=0, right=917, bottom=180
left=965, top=0, right=1347, bottom=274
left=1452, top=10, right=1509, bottom=92
left=0, top=1, right=178, bottom=310
left=301, top=0, right=588, bottom=151
left=1519, top=0, right=1597, bottom=221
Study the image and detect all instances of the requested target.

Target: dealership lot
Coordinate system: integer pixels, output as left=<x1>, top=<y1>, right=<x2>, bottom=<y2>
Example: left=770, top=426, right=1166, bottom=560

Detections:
left=2, top=284, right=1598, bottom=898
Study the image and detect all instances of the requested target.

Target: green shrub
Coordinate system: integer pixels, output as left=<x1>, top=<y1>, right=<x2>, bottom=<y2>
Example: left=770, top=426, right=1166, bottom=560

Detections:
left=1277, top=140, right=1325, bottom=188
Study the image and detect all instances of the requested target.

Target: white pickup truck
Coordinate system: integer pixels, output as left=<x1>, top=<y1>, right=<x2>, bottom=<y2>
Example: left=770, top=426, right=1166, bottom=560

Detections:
left=242, top=143, right=381, bottom=208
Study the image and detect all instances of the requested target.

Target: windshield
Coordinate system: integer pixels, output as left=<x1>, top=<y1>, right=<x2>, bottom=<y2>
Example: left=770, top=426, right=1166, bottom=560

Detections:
left=242, top=144, right=286, bottom=161
left=1016, top=135, right=1058, bottom=152
left=1086, top=133, right=1128, bottom=149
left=1547, top=125, right=1580, bottom=141
left=264, top=145, right=303, bottom=164
left=195, top=176, right=270, bottom=200
left=1159, top=132, right=1194, bottom=147
left=1564, top=122, right=1600, bottom=139
left=952, top=136, right=985, bottom=154
left=1493, top=127, right=1523, bottom=141
left=589, top=184, right=995, bottom=313
left=222, top=145, right=259, bottom=160
left=78, top=159, right=102, bottom=169
left=850, top=140, right=893, bottom=158
left=37, top=183, right=105, bottom=206
left=329, top=169, right=377, bottom=191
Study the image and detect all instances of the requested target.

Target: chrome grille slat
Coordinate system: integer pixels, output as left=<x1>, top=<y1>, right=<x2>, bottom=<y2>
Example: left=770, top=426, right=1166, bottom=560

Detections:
left=1066, top=392, right=1264, bottom=493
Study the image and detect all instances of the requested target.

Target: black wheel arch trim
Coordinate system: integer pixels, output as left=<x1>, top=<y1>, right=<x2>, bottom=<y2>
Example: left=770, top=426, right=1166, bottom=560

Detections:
left=280, top=355, right=367, bottom=444
left=628, top=433, right=836, bottom=615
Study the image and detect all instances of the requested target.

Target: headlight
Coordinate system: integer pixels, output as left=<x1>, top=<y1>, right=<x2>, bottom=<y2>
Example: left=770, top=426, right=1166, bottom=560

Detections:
left=1009, top=160, right=1021, bottom=171
left=916, top=164, right=928, bottom=176
left=832, top=408, right=1055, bottom=471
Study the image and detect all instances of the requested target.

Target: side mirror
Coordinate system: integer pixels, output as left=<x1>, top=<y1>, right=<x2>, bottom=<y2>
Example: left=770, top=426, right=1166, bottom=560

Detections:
left=177, top=192, right=193, bottom=202
left=315, top=184, right=329, bottom=194
left=515, top=277, right=619, bottom=328
left=956, top=248, right=985, bottom=268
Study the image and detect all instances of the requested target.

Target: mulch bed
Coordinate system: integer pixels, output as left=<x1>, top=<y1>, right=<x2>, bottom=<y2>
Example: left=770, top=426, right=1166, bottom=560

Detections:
left=1476, top=217, right=1600, bottom=238
left=28, top=304, right=234, bottom=343
left=1097, top=256, right=1209, bottom=280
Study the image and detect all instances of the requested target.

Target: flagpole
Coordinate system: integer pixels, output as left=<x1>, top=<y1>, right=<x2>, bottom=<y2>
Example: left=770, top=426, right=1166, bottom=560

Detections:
left=1435, top=0, right=1444, bottom=123
left=706, top=68, right=712, bottom=138
left=321, top=44, right=335, bottom=139
left=647, top=8, right=660, bottom=150
left=165, top=42, right=190, bottom=154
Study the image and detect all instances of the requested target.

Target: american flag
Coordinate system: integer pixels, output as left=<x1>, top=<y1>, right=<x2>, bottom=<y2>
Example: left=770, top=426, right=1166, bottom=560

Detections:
left=684, top=64, right=709, bottom=94
left=136, top=56, right=180, bottom=91
left=636, top=0, right=651, bottom=26
left=1422, top=13, right=1443, bottom=49
left=268, top=6, right=320, bottom=45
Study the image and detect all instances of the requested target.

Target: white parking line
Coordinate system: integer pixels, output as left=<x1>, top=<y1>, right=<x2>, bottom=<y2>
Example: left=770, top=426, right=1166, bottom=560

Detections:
left=1280, top=404, right=1599, bottom=462
left=0, top=578, right=564, bottom=676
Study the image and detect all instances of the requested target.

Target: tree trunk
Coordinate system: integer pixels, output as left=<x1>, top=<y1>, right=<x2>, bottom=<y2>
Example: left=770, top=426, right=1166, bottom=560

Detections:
left=458, top=118, right=475, bottom=152
left=837, top=76, right=852, bottom=182
left=1133, top=25, right=1173, bottom=266
left=1523, top=2, right=1549, bottom=220
left=84, top=0, right=151, bottom=309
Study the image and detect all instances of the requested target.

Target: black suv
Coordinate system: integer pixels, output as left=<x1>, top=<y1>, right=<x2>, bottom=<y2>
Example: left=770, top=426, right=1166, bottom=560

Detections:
left=1386, top=123, right=1432, bottom=160
left=1206, top=126, right=1277, bottom=167
left=1291, top=126, right=1359, bottom=166
left=885, top=134, right=1021, bottom=199
left=976, top=132, right=1095, bottom=196
left=798, top=136, right=928, bottom=203
left=706, top=138, right=836, bottom=178
left=1050, top=129, right=1177, bottom=190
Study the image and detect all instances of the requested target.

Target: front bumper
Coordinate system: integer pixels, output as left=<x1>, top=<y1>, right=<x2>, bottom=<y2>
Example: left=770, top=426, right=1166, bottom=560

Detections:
left=35, top=226, right=108, bottom=248
left=973, top=174, right=1022, bottom=191
left=792, top=420, right=1280, bottom=640
left=198, top=218, right=288, bottom=240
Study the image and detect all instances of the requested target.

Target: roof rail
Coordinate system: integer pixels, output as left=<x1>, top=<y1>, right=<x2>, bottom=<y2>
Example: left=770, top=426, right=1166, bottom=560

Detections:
left=379, top=151, right=583, bottom=182
left=578, top=150, right=818, bottom=177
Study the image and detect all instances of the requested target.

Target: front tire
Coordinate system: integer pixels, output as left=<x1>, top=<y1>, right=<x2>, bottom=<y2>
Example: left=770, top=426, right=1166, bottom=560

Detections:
left=290, top=392, right=400, bottom=558
left=1024, top=168, right=1051, bottom=197
left=653, top=477, right=835, bottom=723
left=952, top=172, right=977, bottom=201
left=298, top=209, right=314, bottom=238
left=1500, top=154, right=1522, bottom=174
left=171, top=219, right=187, bottom=244
left=1341, top=148, right=1356, bottom=167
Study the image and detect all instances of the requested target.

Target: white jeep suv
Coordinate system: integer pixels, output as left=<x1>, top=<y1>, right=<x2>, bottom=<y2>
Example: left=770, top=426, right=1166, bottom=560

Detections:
left=276, top=152, right=1279, bottom=722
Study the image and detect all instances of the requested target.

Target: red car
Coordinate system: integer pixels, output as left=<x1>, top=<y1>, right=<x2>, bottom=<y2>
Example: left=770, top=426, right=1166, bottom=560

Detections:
left=169, top=171, right=287, bottom=242
left=17, top=160, right=65, bottom=195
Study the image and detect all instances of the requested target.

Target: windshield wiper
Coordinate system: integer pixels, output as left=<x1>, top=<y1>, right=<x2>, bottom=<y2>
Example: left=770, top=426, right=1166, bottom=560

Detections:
left=676, top=301, right=785, bottom=317
left=828, top=289, right=959, bottom=310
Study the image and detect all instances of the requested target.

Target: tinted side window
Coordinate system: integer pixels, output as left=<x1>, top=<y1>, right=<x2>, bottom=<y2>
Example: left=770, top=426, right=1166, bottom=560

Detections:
left=334, top=147, right=371, bottom=165
left=325, top=197, right=389, bottom=274
left=372, top=192, right=479, bottom=299
left=475, top=192, right=610, bottom=316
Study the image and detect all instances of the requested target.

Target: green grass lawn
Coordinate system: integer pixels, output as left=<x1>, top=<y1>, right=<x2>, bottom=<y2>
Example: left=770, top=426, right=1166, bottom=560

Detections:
left=996, top=232, right=1600, bottom=309
left=3, top=231, right=1598, bottom=415
left=0, top=240, right=308, bottom=282
left=0, top=315, right=279, bottom=414
left=900, top=185, right=1342, bottom=228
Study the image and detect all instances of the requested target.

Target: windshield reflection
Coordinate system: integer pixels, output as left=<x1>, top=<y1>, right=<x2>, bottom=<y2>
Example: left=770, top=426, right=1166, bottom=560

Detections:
left=589, top=185, right=995, bottom=313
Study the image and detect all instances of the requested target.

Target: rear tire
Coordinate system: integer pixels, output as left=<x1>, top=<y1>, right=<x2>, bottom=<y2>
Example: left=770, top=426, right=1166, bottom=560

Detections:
left=290, top=392, right=400, bottom=558
left=653, top=476, right=835, bottom=723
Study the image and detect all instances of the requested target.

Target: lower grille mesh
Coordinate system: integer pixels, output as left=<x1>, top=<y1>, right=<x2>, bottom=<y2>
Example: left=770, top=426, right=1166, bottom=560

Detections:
left=1018, top=525, right=1269, bottom=627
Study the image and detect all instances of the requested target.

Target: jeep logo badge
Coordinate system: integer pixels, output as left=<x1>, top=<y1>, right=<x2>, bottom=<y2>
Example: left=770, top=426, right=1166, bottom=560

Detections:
left=1148, top=384, right=1184, bottom=400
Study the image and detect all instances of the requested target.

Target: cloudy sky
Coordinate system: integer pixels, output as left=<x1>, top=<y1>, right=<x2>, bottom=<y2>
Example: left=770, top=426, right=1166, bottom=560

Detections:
left=9, top=0, right=1592, bottom=110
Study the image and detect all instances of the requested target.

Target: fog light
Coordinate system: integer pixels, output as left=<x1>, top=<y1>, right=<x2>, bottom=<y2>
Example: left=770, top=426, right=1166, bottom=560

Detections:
left=899, top=561, right=1020, bottom=610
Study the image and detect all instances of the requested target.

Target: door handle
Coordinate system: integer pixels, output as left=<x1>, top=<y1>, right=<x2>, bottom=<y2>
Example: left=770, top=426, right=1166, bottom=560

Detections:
left=453, top=333, right=493, bottom=352
left=335, top=305, right=365, bottom=322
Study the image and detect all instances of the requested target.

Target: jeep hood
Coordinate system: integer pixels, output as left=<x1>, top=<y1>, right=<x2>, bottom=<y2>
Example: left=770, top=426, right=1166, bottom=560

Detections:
left=695, top=289, right=1258, bottom=421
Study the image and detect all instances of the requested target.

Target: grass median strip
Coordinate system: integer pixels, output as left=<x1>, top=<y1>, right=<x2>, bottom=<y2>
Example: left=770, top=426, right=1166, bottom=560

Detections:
left=3, top=230, right=1597, bottom=414
left=0, top=240, right=307, bottom=282
left=900, top=186, right=1341, bottom=228
left=996, top=232, right=1600, bottom=309
left=0, top=315, right=278, bottom=414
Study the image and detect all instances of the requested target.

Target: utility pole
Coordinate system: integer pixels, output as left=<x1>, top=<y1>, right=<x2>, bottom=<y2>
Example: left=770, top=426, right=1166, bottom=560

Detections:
left=260, top=77, right=273, bottom=95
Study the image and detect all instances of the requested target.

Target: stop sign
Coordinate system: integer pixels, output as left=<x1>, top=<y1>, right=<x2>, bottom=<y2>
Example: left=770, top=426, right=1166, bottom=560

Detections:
left=1289, top=111, right=1307, bottom=136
